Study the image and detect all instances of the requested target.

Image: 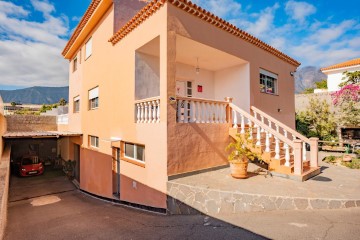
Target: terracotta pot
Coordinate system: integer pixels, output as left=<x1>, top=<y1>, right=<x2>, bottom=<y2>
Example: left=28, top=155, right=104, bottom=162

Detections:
left=230, top=159, right=249, bottom=179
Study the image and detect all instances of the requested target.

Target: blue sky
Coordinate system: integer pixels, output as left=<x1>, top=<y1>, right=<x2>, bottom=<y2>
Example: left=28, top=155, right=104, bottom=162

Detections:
left=0, top=0, right=359, bottom=90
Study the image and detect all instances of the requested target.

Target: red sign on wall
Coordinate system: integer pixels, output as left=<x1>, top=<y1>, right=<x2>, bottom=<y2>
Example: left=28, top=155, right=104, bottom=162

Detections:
left=197, top=85, right=203, bottom=92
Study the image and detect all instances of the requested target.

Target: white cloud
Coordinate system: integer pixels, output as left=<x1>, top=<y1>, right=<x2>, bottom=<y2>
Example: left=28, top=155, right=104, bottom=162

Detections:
left=0, top=1, right=69, bottom=88
left=309, top=20, right=355, bottom=45
left=30, top=0, right=55, bottom=15
left=285, top=1, right=316, bottom=24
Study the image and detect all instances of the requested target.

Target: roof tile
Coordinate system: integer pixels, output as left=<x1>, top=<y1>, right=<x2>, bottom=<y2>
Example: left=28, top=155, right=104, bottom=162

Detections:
left=321, top=58, right=360, bottom=71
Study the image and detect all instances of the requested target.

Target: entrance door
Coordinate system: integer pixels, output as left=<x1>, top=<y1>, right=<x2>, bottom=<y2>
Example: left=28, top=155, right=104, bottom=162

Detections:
left=112, top=148, right=120, bottom=198
left=74, top=144, right=80, bottom=182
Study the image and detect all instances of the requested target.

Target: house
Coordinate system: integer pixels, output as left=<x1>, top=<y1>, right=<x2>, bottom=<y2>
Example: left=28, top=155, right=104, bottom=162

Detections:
left=321, top=58, right=360, bottom=92
left=60, top=0, right=319, bottom=211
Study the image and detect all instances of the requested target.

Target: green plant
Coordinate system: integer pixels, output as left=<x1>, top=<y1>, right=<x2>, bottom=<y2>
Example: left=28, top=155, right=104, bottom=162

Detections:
left=226, top=132, right=258, bottom=163
left=323, top=155, right=337, bottom=163
left=342, top=158, right=360, bottom=169
left=296, top=98, right=337, bottom=140
left=339, top=71, right=360, bottom=87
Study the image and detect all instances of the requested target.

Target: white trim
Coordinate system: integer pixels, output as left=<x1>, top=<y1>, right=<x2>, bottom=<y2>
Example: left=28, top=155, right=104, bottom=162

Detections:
left=260, top=69, right=278, bottom=79
left=74, top=96, right=80, bottom=101
left=89, top=87, right=99, bottom=100
left=85, top=37, right=92, bottom=60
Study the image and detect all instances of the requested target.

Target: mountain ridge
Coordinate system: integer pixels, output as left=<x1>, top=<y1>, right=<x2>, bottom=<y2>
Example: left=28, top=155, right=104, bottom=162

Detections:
left=0, top=86, right=69, bottom=104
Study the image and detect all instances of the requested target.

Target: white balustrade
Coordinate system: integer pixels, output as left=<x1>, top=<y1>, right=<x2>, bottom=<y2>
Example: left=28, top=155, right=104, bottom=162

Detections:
left=175, top=97, right=228, bottom=124
left=302, top=142, right=307, bottom=161
left=233, top=109, right=238, bottom=128
left=260, top=116, right=265, bottom=132
left=265, top=131, right=270, bottom=152
left=240, top=114, right=245, bottom=134
left=256, top=126, right=261, bottom=146
left=274, top=137, right=280, bottom=159
left=284, top=143, right=290, bottom=167
left=135, top=97, right=160, bottom=123
left=248, top=119, right=253, bottom=139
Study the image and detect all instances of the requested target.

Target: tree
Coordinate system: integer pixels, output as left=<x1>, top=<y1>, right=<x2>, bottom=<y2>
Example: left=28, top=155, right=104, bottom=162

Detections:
left=331, top=84, right=360, bottom=127
left=10, top=101, right=17, bottom=106
left=339, top=71, right=360, bottom=87
left=296, top=98, right=337, bottom=140
left=58, top=98, right=67, bottom=106
left=302, top=88, right=314, bottom=94
left=315, top=79, right=327, bottom=89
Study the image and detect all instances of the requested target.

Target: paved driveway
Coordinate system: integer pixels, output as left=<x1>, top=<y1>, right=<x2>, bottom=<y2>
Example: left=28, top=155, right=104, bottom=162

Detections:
left=5, top=168, right=265, bottom=240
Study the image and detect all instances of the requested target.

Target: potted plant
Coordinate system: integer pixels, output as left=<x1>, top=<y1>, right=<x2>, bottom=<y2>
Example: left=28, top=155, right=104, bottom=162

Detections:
left=226, top=132, right=258, bottom=179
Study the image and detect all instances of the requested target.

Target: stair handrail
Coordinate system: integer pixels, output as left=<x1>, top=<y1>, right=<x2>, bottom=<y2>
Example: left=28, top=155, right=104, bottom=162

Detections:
left=230, top=103, right=294, bottom=147
left=251, top=106, right=310, bottom=145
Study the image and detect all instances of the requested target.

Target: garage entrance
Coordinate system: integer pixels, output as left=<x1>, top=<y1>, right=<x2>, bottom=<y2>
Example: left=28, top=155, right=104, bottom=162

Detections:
left=3, top=131, right=82, bottom=179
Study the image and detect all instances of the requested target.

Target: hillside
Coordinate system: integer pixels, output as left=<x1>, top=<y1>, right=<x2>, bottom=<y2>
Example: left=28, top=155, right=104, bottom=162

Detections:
left=0, top=86, right=69, bottom=104
left=294, top=66, right=327, bottom=93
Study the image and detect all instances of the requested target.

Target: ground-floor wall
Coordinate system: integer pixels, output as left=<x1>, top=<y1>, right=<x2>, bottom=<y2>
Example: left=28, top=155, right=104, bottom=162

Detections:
left=168, top=123, right=230, bottom=176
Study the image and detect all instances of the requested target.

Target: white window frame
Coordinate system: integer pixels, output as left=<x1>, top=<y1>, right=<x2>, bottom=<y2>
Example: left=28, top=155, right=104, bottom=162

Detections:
left=85, top=37, right=92, bottom=60
left=89, top=135, right=99, bottom=148
left=88, top=87, right=99, bottom=110
left=260, top=69, right=278, bottom=95
left=124, top=142, right=145, bottom=163
left=73, top=57, right=78, bottom=72
left=73, top=96, right=80, bottom=113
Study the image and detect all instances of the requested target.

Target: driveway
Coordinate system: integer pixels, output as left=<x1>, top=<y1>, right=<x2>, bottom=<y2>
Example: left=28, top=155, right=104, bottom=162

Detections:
left=5, top=168, right=265, bottom=240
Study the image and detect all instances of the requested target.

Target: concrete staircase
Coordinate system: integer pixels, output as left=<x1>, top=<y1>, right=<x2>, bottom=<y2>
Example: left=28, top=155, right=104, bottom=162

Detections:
left=229, top=103, right=320, bottom=181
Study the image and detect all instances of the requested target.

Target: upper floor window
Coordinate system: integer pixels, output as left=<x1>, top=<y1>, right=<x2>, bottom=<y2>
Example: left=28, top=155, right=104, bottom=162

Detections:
left=260, top=69, right=278, bottom=95
left=88, top=86, right=99, bottom=110
left=85, top=37, right=92, bottom=60
left=73, top=96, right=80, bottom=113
left=89, top=135, right=99, bottom=148
left=73, top=57, right=78, bottom=72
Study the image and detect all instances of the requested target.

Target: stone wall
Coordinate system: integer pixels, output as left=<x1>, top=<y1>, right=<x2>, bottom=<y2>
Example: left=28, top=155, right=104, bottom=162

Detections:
left=6, top=115, right=57, bottom=132
left=167, top=182, right=360, bottom=215
left=295, top=92, right=335, bottom=113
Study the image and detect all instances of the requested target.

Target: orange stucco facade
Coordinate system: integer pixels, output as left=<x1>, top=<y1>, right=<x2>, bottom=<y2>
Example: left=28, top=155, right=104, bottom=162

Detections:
left=62, top=0, right=299, bottom=209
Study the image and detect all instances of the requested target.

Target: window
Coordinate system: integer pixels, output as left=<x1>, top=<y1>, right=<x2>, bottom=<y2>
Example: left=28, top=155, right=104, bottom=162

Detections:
left=124, top=142, right=145, bottom=162
left=73, top=57, right=78, bottom=72
left=89, top=136, right=99, bottom=148
left=187, top=81, right=192, bottom=97
left=85, top=37, right=92, bottom=60
left=88, top=87, right=99, bottom=110
left=73, top=96, right=80, bottom=113
left=260, top=69, right=278, bottom=95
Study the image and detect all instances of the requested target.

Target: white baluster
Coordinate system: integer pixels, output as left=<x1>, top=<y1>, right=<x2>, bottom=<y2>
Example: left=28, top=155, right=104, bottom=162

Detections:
left=190, top=101, right=196, bottom=123
left=303, top=142, right=307, bottom=161
left=152, top=100, right=156, bottom=123
left=184, top=100, right=189, bottom=123
left=284, top=143, right=290, bottom=167
left=136, top=103, right=141, bottom=123
left=268, top=121, right=272, bottom=137
left=253, top=112, right=258, bottom=127
left=148, top=102, right=153, bottom=123
left=214, top=103, right=219, bottom=123
left=144, top=102, right=149, bottom=123
left=265, top=131, right=270, bottom=152
left=156, top=99, right=160, bottom=123
left=196, top=101, right=201, bottom=123
left=274, top=137, right=280, bottom=159
left=256, top=126, right=261, bottom=146
left=201, top=102, right=206, bottom=123
left=275, top=124, right=279, bottom=133
left=220, top=104, right=225, bottom=123
left=208, top=103, right=213, bottom=123
left=260, top=116, right=265, bottom=132
left=177, top=100, right=182, bottom=123
left=248, top=119, right=253, bottom=139
left=140, top=103, right=144, bottom=123
left=284, top=129, right=288, bottom=139
left=232, top=109, right=237, bottom=128
left=240, top=114, right=245, bottom=134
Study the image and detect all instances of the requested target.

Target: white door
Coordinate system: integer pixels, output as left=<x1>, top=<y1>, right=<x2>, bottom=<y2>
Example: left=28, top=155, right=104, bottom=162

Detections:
left=176, top=81, right=186, bottom=97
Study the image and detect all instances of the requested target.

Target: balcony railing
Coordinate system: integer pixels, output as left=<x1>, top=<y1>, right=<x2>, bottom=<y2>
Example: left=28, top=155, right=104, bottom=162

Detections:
left=176, top=97, right=228, bottom=123
left=135, top=97, right=160, bottom=123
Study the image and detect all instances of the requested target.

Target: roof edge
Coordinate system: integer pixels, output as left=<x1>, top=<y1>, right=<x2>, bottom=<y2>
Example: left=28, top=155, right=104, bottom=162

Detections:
left=108, top=0, right=300, bottom=67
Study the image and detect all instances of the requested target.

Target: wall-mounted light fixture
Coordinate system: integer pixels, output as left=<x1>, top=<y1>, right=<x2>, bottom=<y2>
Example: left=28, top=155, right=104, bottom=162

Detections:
left=195, top=57, right=200, bottom=74
left=290, top=71, right=296, bottom=76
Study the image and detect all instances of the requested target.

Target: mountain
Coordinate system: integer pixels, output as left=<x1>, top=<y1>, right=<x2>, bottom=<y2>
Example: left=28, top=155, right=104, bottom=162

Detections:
left=294, top=66, right=327, bottom=94
left=0, top=86, right=69, bottom=104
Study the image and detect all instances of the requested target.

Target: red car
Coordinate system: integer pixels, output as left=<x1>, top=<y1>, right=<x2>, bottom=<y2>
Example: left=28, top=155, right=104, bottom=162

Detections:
left=17, top=156, right=44, bottom=177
